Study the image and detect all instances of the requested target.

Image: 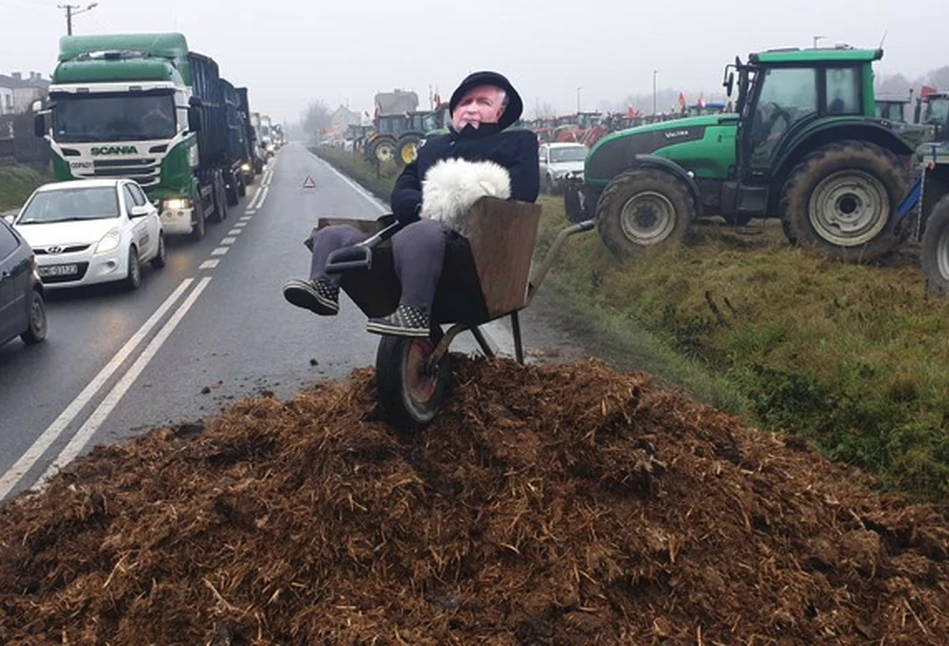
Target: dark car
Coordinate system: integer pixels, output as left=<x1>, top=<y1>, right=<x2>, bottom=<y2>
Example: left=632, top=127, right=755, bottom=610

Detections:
left=0, top=215, right=47, bottom=348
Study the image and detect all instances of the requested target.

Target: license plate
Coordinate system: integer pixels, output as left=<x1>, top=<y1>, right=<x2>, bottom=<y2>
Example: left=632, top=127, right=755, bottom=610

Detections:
left=39, top=264, right=79, bottom=277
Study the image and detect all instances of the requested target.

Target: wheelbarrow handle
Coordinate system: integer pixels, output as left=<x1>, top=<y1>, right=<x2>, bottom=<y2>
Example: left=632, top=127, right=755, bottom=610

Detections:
left=324, top=221, right=403, bottom=275
left=527, top=218, right=596, bottom=300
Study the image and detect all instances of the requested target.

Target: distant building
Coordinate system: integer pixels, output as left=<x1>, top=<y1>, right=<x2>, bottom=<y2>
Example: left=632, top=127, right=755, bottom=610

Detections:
left=374, top=89, right=418, bottom=116
left=330, top=105, right=362, bottom=129
left=0, top=71, right=50, bottom=114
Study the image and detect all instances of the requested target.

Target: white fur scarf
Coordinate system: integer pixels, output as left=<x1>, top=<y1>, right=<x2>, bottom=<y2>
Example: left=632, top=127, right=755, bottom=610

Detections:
left=420, top=158, right=512, bottom=230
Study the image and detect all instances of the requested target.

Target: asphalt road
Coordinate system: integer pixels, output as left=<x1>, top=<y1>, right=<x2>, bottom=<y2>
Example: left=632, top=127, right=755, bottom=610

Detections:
left=0, top=143, right=585, bottom=503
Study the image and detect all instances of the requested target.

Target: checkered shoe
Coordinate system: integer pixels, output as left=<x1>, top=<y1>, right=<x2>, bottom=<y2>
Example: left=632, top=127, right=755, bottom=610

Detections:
left=366, top=304, right=431, bottom=337
left=282, top=278, right=340, bottom=316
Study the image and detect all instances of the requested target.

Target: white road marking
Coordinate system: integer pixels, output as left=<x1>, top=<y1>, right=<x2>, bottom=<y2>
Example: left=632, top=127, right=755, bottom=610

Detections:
left=0, top=279, right=195, bottom=501
left=244, top=210, right=256, bottom=216
left=311, top=153, right=389, bottom=213
left=38, top=277, right=214, bottom=487
left=234, top=222, right=247, bottom=228
left=227, top=229, right=242, bottom=235
left=199, top=259, right=220, bottom=269
left=255, top=186, right=270, bottom=209
left=211, top=247, right=229, bottom=256
left=240, top=215, right=253, bottom=221
left=222, top=237, right=237, bottom=245
left=246, top=188, right=264, bottom=211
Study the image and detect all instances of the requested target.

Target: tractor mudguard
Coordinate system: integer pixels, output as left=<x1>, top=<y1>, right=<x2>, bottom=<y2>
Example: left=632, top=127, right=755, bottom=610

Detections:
left=630, top=154, right=704, bottom=219
left=772, top=121, right=914, bottom=181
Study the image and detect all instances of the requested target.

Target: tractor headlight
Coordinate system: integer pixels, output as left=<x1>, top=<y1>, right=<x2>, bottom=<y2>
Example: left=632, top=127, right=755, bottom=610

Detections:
left=95, top=228, right=121, bottom=254
left=241, top=163, right=251, bottom=172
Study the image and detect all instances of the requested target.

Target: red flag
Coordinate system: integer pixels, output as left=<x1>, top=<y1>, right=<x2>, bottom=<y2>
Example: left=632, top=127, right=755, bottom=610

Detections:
left=628, top=106, right=635, bottom=118
left=678, top=92, right=687, bottom=108
left=433, top=92, right=442, bottom=106
left=697, top=93, right=706, bottom=108
left=921, top=85, right=938, bottom=99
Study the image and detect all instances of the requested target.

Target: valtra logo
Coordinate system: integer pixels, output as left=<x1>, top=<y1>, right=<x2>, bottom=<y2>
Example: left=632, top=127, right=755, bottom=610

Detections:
left=90, top=145, right=139, bottom=155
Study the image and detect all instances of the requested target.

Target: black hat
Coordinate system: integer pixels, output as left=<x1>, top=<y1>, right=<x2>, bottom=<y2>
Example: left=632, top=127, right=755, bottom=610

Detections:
left=449, top=71, right=523, bottom=131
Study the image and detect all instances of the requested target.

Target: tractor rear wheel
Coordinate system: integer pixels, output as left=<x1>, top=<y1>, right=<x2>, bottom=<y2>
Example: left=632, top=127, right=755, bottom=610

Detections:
left=779, top=140, right=908, bottom=263
left=396, top=135, right=422, bottom=167
left=372, top=138, right=397, bottom=164
left=921, top=195, right=949, bottom=294
left=595, top=169, right=695, bottom=257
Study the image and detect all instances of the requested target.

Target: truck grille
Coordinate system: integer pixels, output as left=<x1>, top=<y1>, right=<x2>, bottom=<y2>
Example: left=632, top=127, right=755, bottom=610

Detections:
left=74, top=158, right=162, bottom=187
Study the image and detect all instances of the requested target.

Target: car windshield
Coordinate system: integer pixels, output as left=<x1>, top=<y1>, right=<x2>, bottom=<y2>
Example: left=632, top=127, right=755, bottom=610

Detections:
left=550, top=146, right=588, bottom=162
left=18, top=187, right=120, bottom=224
left=51, top=92, right=176, bottom=143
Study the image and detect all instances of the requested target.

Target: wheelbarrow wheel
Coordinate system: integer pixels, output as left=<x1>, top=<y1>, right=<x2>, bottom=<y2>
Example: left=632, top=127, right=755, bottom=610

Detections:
left=375, top=335, right=450, bottom=434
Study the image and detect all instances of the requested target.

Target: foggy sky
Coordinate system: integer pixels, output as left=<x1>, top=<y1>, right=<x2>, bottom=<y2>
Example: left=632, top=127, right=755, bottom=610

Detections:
left=0, top=0, right=944, bottom=124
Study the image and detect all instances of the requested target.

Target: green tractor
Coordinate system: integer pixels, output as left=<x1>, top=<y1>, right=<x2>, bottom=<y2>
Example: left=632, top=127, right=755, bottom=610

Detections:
left=566, top=46, right=915, bottom=262
left=365, top=113, right=408, bottom=164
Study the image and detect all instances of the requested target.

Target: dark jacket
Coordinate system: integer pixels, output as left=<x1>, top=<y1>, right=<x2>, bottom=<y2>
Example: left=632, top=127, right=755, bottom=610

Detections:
left=390, top=125, right=540, bottom=225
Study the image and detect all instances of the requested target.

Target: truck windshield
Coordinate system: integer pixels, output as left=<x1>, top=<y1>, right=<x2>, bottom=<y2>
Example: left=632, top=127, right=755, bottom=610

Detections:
left=52, top=92, right=176, bottom=143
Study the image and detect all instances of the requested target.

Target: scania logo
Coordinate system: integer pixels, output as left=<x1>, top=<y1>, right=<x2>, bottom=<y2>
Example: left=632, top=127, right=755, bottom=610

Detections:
left=90, top=145, right=138, bottom=155
left=46, top=246, right=64, bottom=254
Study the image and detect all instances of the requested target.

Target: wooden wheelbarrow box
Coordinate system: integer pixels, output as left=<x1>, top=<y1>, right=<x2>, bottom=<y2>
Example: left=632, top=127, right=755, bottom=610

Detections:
left=310, top=197, right=542, bottom=324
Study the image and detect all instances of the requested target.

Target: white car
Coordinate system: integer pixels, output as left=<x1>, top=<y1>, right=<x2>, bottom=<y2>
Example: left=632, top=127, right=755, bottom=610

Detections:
left=12, top=179, right=166, bottom=290
left=539, top=143, right=588, bottom=194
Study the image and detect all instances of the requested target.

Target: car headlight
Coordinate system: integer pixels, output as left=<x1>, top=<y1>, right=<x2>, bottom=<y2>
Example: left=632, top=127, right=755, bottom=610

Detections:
left=95, top=228, right=121, bottom=254
left=163, top=198, right=191, bottom=211
left=241, top=163, right=251, bottom=172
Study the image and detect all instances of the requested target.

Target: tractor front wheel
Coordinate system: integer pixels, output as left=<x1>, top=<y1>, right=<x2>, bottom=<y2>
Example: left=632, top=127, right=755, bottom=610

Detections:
left=780, top=140, right=908, bottom=263
left=921, top=195, right=949, bottom=294
left=595, top=169, right=695, bottom=257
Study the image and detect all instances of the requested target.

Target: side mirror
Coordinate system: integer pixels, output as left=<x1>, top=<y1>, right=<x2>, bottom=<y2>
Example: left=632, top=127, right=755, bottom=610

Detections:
left=129, top=205, right=151, bottom=218
left=724, top=72, right=735, bottom=97
left=188, top=106, right=202, bottom=132
left=189, top=96, right=204, bottom=108
left=34, top=114, right=46, bottom=138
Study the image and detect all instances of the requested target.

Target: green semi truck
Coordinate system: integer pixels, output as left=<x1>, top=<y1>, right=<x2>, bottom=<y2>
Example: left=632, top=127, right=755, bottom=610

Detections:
left=566, top=46, right=914, bottom=262
left=35, top=32, right=252, bottom=240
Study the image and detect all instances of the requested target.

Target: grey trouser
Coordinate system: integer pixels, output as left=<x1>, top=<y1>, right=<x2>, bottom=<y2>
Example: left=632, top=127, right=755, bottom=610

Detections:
left=309, top=220, right=449, bottom=313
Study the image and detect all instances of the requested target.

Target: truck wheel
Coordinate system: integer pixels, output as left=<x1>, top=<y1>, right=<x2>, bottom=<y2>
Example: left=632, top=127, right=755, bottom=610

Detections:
left=780, top=140, right=908, bottom=263
left=191, top=208, right=206, bottom=241
left=212, top=175, right=228, bottom=223
left=375, top=335, right=450, bottom=435
left=595, top=169, right=695, bottom=257
left=921, top=195, right=949, bottom=294
left=396, top=135, right=421, bottom=167
left=225, top=172, right=240, bottom=207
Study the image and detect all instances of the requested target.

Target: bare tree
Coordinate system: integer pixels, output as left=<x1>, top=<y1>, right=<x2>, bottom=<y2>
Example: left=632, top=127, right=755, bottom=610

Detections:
left=301, top=100, right=333, bottom=137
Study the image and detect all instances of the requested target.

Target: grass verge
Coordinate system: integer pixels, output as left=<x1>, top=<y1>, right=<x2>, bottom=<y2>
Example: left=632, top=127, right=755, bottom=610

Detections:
left=311, top=144, right=949, bottom=502
left=0, top=164, right=48, bottom=212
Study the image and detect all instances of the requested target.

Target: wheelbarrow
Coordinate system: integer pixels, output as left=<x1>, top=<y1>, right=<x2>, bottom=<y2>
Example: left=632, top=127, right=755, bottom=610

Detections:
left=313, top=196, right=594, bottom=433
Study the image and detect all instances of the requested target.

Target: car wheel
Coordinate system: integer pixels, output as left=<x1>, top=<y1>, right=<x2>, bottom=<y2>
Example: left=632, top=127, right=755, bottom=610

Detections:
left=151, top=232, right=167, bottom=269
left=20, top=289, right=47, bottom=344
left=124, top=246, right=142, bottom=291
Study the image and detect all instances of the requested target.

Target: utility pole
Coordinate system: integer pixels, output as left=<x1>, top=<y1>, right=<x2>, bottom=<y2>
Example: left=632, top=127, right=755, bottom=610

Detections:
left=653, top=70, right=660, bottom=116
left=576, top=87, right=581, bottom=114
left=813, top=35, right=826, bottom=49
left=58, top=3, right=98, bottom=36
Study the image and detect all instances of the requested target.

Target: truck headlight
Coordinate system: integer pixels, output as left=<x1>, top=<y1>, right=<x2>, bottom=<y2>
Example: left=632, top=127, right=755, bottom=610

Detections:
left=95, top=228, right=121, bottom=254
left=241, top=163, right=251, bottom=172
left=163, top=198, right=191, bottom=211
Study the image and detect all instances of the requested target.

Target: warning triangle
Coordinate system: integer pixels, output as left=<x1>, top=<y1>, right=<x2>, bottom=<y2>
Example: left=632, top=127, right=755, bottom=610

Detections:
left=303, top=176, right=316, bottom=189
